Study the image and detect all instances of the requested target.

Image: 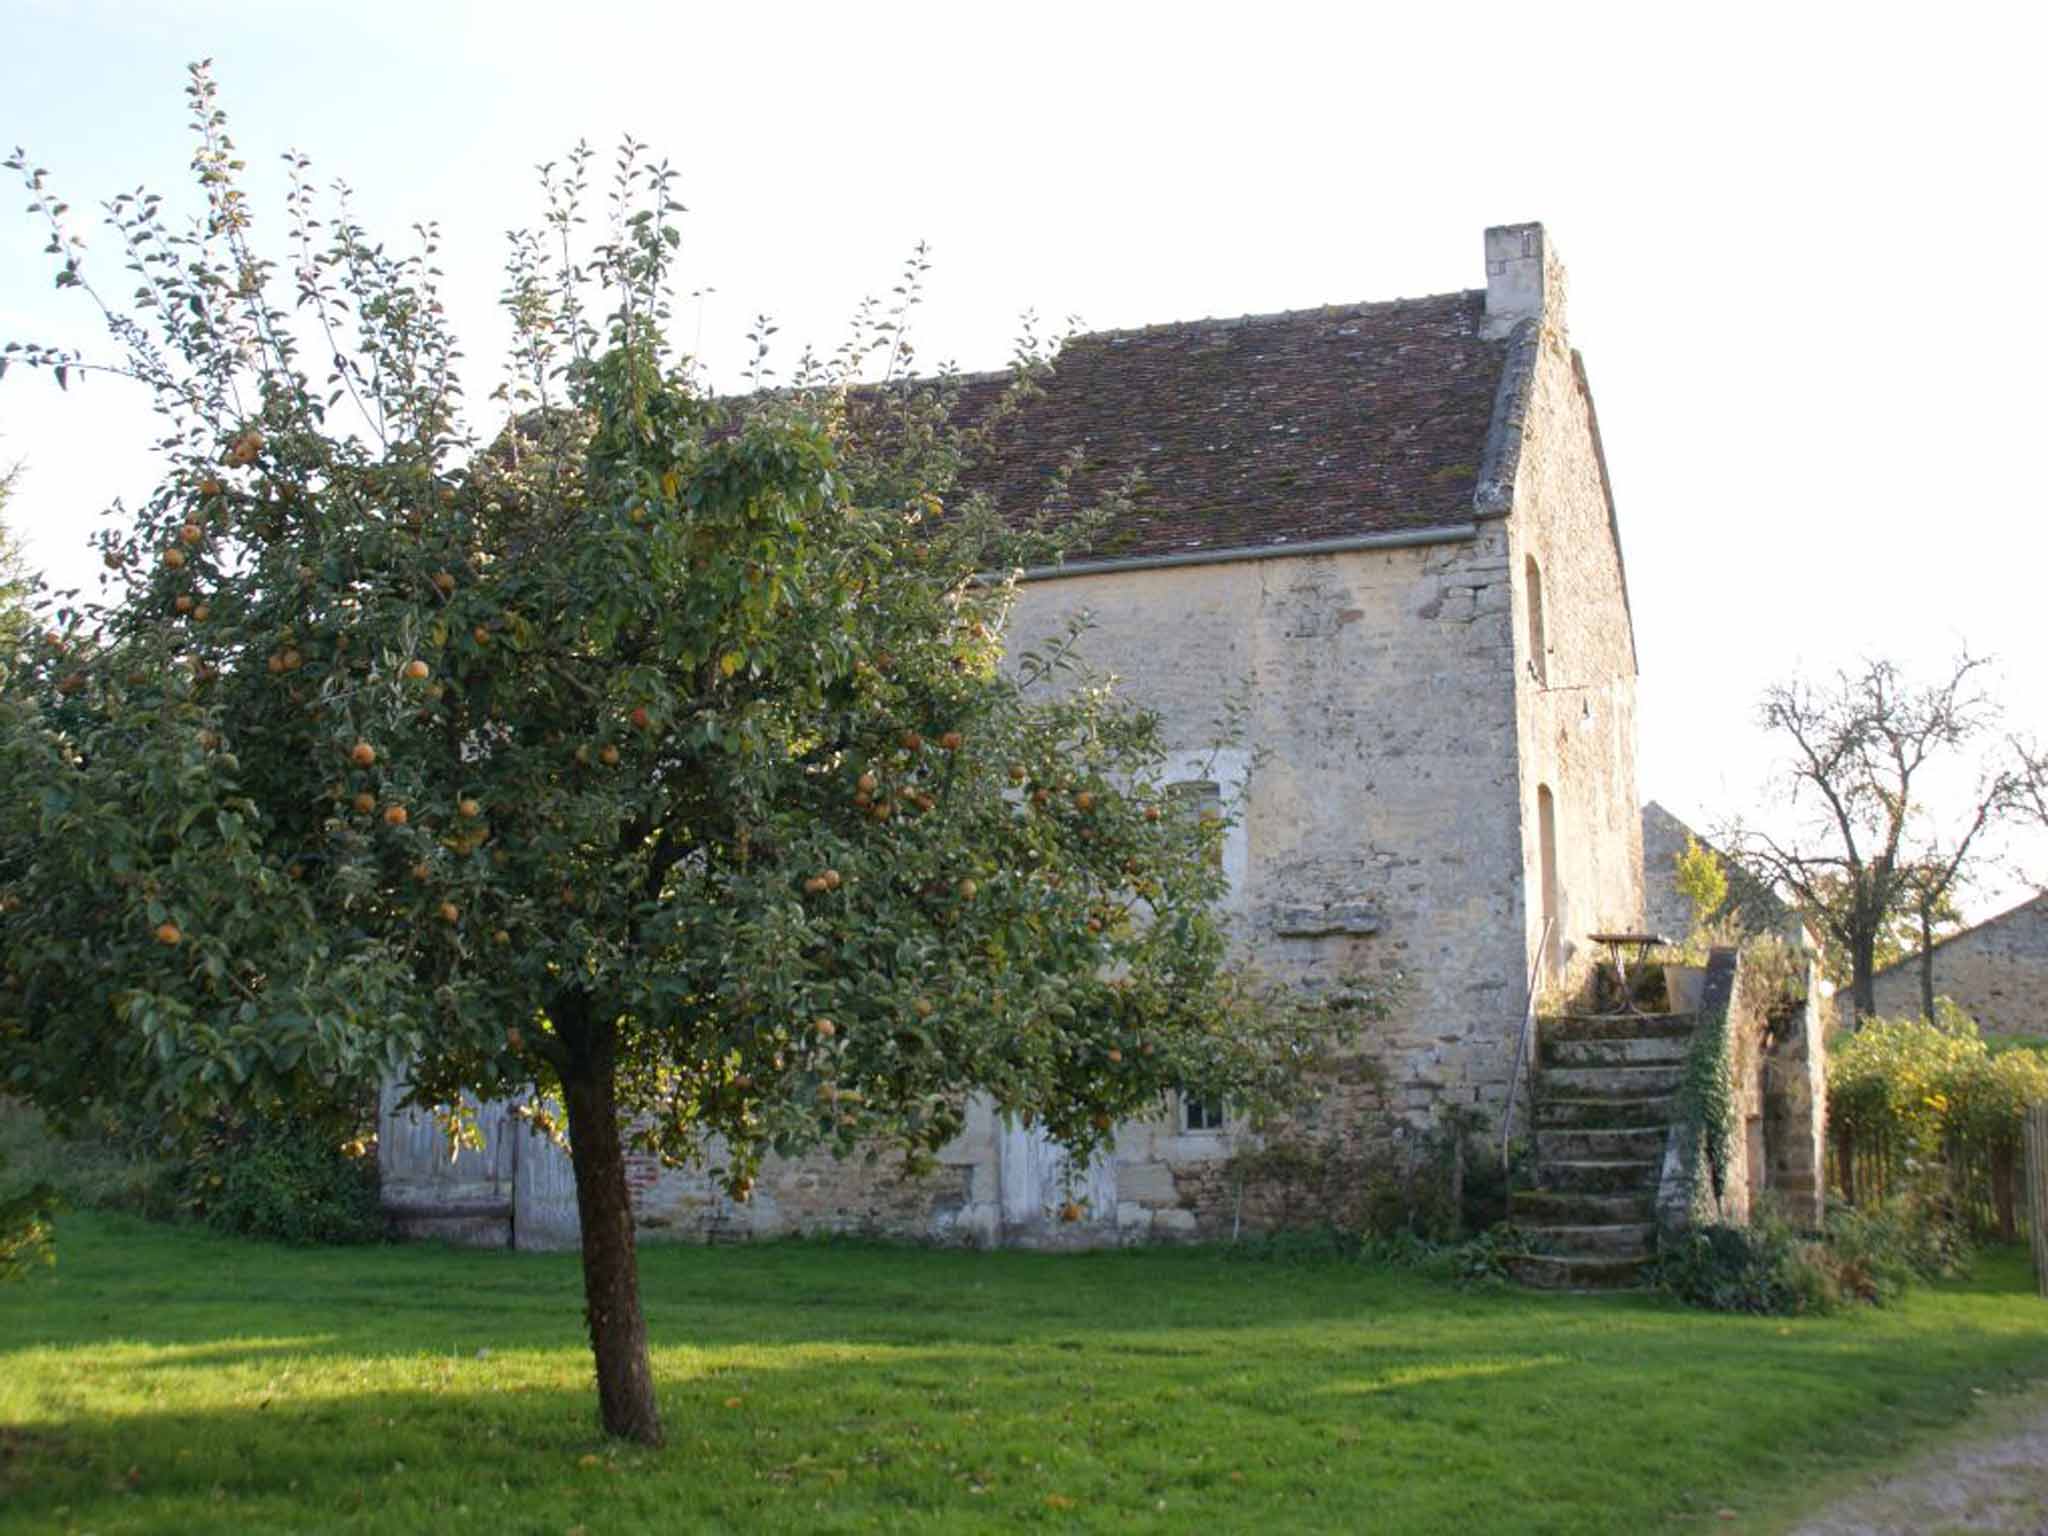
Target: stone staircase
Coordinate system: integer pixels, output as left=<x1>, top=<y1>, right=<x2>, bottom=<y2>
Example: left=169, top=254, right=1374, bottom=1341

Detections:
left=1505, top=1010, right=1695, bottom=1290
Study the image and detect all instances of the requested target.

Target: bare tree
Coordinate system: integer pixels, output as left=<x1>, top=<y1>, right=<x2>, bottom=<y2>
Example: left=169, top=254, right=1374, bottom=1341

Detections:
left=2016, top=739, right=2048, bottom=835
left=1726, top=654, right=2020, bottom=1022
left=1897, top=858, right=1968, bottom=1023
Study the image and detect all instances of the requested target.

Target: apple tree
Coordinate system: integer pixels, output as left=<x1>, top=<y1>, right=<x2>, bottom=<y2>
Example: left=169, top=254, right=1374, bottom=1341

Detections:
left=0, top=68, right=1333, bottom=1442
left=0, top=463, right=56, bottom=1281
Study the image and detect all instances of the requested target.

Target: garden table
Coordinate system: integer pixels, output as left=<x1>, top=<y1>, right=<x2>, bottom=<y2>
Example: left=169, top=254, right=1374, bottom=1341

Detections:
left=1586, top=931, right=1672, bottom=1015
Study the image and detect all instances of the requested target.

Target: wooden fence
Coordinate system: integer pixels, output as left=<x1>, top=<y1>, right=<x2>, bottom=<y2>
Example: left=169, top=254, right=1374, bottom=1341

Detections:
left=2025, top=1103, right=2048, bottom=1299
left=1831, top=1125, right=2028, bottom=1241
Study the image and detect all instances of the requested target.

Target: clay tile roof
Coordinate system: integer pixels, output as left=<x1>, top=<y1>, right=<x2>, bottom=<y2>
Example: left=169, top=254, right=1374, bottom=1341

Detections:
left=948, top=289, right=1509, bottom=566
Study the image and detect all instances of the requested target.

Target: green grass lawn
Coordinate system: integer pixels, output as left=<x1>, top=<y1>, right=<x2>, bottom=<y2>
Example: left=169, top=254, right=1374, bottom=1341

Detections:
left=2, top=1214, right=2044, bottom=1534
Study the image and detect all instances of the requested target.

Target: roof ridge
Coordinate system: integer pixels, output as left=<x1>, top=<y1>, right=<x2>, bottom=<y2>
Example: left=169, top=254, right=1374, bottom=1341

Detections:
left=831, top=288, right=1491, bottom=392
left=1867, top=889, right=2048, bottom=980
left=1071, top=287, right=1484, bottom=345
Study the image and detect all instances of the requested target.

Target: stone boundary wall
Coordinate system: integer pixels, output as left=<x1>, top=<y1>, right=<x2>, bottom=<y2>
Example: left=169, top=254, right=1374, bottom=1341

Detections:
left=1656, top=945, right=1827, bottom=1236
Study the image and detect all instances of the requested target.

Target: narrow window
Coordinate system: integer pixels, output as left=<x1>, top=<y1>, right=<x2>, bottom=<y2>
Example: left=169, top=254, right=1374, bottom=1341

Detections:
left=1537, top=783, right=1560, bottom=975
left=1524, top=555, right=1548, bottom=686
left=1168, top=780, right=1225, bottom=870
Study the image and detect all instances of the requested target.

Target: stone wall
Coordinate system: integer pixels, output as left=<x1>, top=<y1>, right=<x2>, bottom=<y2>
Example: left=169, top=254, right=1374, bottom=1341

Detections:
left=1003, top=537, right=1527, bottom=1118
left=1763, top=954, right=1829, bottom=1230
left=1658, top=947, right=1766, bottom=1232
left=1865, top=893, right=2048, bottom=1037
left=1639, top=801, right=1698, bottom=944
left=650, top=534, right=1527, bottom=1248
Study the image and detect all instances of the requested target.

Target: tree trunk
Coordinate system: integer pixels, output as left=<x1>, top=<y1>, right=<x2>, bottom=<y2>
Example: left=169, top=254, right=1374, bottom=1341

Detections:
left=1850, top=931, right=1877, bottom=1023
left=1917, top=904, right=1937, bottom=1022
left=558, top=1004, right=664, bottom=1447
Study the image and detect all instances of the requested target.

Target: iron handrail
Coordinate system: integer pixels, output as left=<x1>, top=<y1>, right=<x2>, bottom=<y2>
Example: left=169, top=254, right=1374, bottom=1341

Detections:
left=1501, top=915, right=1554, bottom=1172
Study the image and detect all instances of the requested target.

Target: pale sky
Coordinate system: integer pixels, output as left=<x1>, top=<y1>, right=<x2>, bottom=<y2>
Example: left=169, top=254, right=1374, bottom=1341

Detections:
left=4, top=0, right=2044, bottom=916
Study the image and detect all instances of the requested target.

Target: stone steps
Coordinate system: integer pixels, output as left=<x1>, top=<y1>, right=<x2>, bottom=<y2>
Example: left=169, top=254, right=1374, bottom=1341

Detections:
left=1541, top=1035, right=1690, bottom=1068
left=1522, top=1221, right=1657, bottom=1258
left=1538, top=1062, right=1683, bottom=1097
left=1510, top=1189, right=1655, bottom=1225
left=1536, top=1158, right=1663, bottom=1195
left=1509, top=1008, right=1699, bottom=1292
left=1542, top=1011, right=1696, bottom=1042
left=1535, top=1094, right=1677, bottom=1129
left=1537, top=1126, right=1667, bottom=1163
left=1504, top=1253, right=1654, bottom=1291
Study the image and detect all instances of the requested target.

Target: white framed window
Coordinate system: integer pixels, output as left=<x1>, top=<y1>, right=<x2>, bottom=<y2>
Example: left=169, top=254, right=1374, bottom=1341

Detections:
left=1181, top=1093, right=1228, bottom=1133
left=1167, top=779, right=1225, bottom=870
left=1156, top=748, right=1249, bottom=912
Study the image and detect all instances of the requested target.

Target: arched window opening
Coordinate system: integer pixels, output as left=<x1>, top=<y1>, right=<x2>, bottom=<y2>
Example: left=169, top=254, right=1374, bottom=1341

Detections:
left=1525, top=555, right=1548, bottom=686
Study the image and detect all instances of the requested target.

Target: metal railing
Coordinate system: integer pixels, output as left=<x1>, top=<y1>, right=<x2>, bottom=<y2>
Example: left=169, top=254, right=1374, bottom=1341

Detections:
left=1501, top=915, right=1555, bottom=1172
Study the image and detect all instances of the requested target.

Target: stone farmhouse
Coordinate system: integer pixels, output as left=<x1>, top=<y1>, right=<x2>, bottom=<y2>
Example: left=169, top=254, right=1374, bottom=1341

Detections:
left=383, top=222, right=1650, bottom=1248
left=1864, top=891, right=2048, bottom=1037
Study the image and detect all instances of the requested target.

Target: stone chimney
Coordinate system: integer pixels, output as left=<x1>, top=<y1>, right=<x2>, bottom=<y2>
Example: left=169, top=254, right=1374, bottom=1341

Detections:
left=1482, top=222, right=1566, bottom=339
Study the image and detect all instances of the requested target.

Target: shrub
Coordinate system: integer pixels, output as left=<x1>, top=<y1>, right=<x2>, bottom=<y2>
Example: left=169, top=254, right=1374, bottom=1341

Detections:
left=0, top=1156, right=57, bottom=1281
left=1227, top=1225, right=1364, bottom=1266
left=1822, top=1193, right=1970, bottom=1303
left=1653, top=1218, right=1823, bottom=1315
left=1829, top=1001, right=2048, bottom=1234
left=184, top=1114, right=383, bottom=1246
left=1668, top=836, right=1748, bottom=967
left=1653, top=1194, right=1968, bottom=1316
left=1987, top=1035, right=2048, bottom=1058
left=0, top=1099, right=181, bottom=1218
left=1228, top=1218, right=1530, bottom=1292
left=1442, top=1223, right=1529, bottom=1286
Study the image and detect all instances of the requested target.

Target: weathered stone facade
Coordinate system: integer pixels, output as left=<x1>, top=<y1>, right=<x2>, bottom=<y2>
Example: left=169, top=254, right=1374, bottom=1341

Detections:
left=1639, top=802, right=1698, bottom=943
left=1866, top=892, right=2048, bottom=1036
left=382, top=222, right=1648, bottom=1250
left=1494, top=230, right=1643, bottom=999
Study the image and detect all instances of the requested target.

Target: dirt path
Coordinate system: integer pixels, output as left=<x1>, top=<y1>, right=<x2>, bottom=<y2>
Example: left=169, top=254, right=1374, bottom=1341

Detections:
left=1783, top=1385, right=2048, bottom=1535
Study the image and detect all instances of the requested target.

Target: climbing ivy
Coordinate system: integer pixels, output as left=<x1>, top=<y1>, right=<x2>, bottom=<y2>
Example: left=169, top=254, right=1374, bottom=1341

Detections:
left=1674, top=984, right=1735, bottom=1208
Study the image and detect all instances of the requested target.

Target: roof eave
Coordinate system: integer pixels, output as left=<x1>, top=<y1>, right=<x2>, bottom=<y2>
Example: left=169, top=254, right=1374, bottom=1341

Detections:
left=992, top=522, right=1479, bottom=585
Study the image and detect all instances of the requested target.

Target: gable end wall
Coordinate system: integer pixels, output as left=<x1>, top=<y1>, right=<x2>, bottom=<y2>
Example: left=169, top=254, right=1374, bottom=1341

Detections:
left=1506, top=322, right=1644, bottom=994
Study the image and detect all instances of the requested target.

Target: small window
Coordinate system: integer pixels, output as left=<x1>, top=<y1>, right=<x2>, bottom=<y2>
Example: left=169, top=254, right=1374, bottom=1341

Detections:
left=1183, top=1095, right=1227, bottom=1133
left=1524, top=555, right=1548, bottom=686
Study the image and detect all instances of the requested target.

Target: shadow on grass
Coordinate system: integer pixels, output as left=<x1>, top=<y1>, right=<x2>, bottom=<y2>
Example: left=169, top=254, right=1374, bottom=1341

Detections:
left=4, top=1216, right=2047, bottom=1533
left=4, top=1319, right=2046, bottom=1536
